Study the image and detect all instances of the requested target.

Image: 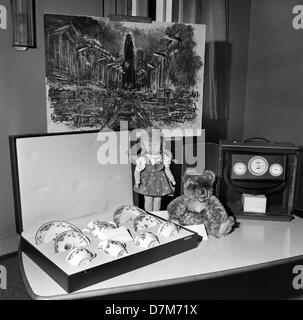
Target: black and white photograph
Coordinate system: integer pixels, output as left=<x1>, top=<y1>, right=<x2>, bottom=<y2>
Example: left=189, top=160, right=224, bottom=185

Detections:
left=1, top=0, right=303, bottom=304
left=44, top=14, right=205, bottom=133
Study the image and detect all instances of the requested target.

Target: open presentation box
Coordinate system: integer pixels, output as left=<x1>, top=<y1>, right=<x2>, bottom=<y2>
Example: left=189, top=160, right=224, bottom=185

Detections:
left=9, top=131, right=202, bottom=293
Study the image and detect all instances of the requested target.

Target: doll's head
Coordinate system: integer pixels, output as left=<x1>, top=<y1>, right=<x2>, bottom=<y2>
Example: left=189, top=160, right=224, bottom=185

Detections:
left=138, top=127, right=164, bottom=156
left=183, top=170, right=216, bottom=201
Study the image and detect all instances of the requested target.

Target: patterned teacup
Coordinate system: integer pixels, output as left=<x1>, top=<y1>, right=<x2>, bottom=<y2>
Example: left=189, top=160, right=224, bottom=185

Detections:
left=157, top=222, right=180, bottom=238
left=87, top=220, right=117, bottom=238
left=134, top=231, right=160, bottom=249
left=66, top=248, right=96, bottom=267
left=98, top=239, right=128, bottom=258
left=133, top=214, right=161, bottom=231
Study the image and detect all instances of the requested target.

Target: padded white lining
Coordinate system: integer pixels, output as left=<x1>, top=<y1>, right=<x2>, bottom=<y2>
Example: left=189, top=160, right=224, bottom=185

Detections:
left=16, top=132, right=133, bottom=232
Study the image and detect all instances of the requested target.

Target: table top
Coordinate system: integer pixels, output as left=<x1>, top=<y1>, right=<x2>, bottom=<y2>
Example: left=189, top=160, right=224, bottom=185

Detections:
left=20, top=212, right=303, bottom=300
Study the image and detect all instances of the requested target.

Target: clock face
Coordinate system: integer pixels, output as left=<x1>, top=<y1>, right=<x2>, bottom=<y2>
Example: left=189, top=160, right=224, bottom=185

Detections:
left=248, top=156, right=269, bottom=176
left=233, top=162, right=247, bottom=176
left=270, top=164, right=284, bottom=177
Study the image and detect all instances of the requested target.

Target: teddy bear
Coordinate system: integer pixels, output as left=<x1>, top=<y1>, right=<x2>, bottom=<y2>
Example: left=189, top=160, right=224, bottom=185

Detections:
left=167, top=170, right=236, bottom=238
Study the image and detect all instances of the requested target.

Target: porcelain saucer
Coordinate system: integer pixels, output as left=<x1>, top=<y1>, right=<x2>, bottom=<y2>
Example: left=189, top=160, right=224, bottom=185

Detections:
left=35, top=221, right=81, bottom=245
left=54, top=230, right=90, bottom=253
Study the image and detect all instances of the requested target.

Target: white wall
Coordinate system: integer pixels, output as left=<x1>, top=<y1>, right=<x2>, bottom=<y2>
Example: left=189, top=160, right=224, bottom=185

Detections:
left=0, top=0, right=102, bottom=254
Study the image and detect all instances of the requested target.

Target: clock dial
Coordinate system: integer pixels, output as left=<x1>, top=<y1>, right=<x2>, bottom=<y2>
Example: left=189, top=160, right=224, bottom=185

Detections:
left=233, top=162, right=247, bottom=176
left=248, top=156, right=269, bottom=176
left=270, top=164, right=283, bottom=177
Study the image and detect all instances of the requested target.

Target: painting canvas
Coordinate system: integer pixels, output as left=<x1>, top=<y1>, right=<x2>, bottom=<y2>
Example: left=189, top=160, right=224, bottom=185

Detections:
left=44, top=14, right=205, bottom=135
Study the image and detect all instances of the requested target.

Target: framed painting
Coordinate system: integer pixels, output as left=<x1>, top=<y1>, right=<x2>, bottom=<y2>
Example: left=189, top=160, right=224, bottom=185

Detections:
left=44, top=14, right=205, bottom=136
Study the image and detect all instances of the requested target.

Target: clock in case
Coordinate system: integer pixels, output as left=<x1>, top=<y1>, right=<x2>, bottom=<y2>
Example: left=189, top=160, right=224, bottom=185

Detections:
left=248, top=156, right=269, bottom=176
left=231, top=154, right=286, bottom=181
left=233, top=162, right=247, bottom=176
left=270, top=163, right=284, bottom=177
left=217, top=139, right=299, bottom=221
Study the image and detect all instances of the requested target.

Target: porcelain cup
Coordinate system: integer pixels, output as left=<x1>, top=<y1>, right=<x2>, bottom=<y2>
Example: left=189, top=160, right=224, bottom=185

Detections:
left=157, top=222, right=180, bottom=238
left=98, top=239, right=128, bottom=258
left=134, top=231, right=160, bottom=249
left=66, top=248, right=96, bottom=267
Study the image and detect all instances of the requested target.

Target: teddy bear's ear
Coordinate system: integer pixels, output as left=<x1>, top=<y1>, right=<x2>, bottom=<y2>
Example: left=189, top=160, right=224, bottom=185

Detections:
left=202, top=170, right=216, bottom=186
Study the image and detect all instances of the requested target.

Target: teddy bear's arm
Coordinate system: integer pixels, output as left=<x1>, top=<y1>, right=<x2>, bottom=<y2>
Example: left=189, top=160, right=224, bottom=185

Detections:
left=167, top=196, right=189, bottom=224
left=207, top=195, right=229, bottom=222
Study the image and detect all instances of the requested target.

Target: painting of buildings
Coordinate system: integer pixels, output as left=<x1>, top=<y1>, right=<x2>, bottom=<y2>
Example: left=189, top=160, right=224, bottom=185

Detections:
left=44, top=14, right=205, bottom=133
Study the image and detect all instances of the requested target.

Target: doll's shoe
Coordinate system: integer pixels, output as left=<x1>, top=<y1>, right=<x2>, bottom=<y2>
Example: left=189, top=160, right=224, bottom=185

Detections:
left=87, top=220, right=117, bottom=238
left=54, top=230, right=90, bottom=253
left=134, top=231, right=160, bottom=249
left=133, top=214, right=161, bottom=231
left=35, top=221, right=81, bottom=245
left=98, top=240, right=128, bottom=258
left=113, top=205, right=146, bottom=226
left=157, top=222, right=180, bottom=238
left=66, top=248, right=96, bottom=267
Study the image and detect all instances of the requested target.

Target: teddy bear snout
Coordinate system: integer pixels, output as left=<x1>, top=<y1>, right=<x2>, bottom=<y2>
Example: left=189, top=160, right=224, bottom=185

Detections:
left=186, top=182, right=198, bottom=193
left=186, top=185, right=208, bottom=199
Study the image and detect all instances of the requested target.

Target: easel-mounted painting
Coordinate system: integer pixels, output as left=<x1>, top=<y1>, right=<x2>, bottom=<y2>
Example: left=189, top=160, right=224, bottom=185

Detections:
left=44, top=14, right=205, bottom=135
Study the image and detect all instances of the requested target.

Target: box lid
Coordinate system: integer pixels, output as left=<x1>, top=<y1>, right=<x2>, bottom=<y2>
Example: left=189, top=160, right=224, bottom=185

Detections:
left=10, top=131, right=133, bottom=234
left=220, top=139, right=298, bottom=152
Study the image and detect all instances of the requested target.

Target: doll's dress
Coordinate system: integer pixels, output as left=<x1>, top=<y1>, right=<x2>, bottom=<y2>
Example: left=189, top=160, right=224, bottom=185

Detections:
left=133, top=128, right=175, bottom=197
left=134, top=155, right=175, bottom=197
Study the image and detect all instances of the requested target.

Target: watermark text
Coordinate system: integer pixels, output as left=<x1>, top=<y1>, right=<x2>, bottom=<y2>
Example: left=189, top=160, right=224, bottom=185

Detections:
left=293, top=265, right=303, bottom=290
left=0, top=265, right=7, bottom=290
left=0, top=4, right=7, bottom=30
left=96, top=121, right=205, bottom=174
left=293, top=5, right=303, bottom=29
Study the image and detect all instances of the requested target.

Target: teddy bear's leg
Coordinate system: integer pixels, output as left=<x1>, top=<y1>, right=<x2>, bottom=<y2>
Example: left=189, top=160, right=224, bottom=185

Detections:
left=167, top=196, right=188, bottom=225
left=203, top=217, right=221, bottom=237
left=182, top=211, right=206, bottom=226
left=219, top=216, right=236, bottom=235
left=205, top=196, right=235, bottom=237
left=218, top=216, right=235, bottom=236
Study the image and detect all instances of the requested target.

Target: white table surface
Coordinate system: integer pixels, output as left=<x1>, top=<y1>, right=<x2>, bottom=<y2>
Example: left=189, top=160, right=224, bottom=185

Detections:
left=20, top=212, right=303, bottom=300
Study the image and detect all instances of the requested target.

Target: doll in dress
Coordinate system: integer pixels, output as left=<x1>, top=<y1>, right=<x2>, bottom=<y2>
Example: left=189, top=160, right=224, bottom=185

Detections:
left=133, top=127, right=176, bottom=211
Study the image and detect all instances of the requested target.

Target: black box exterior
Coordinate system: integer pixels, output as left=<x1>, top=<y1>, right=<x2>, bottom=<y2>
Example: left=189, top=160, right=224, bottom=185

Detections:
left=21, top=232, right=201, bottom=293
left=10, top=132, right=202, bottom=293
left=217, top=139, right=299, bottom=221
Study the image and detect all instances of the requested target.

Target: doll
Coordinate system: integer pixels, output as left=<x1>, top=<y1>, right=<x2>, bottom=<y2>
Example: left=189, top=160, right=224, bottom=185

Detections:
left=133, top=127, right=176, bottom=212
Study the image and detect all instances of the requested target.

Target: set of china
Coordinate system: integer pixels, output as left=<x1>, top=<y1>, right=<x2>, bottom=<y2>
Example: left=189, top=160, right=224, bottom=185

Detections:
left=35, top=205, right=180, bottom=267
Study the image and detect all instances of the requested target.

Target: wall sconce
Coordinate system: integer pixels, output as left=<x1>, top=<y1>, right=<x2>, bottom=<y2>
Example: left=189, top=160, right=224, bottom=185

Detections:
left=11, top=0, right=36, bottom=51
